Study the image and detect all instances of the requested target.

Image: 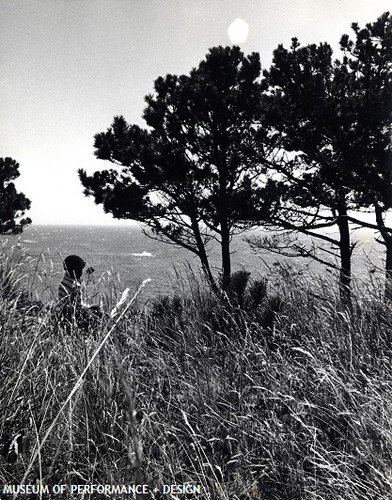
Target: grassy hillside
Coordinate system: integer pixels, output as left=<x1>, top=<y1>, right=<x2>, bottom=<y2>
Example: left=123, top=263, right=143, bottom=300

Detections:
left=1, top=246, right=392, bottom=499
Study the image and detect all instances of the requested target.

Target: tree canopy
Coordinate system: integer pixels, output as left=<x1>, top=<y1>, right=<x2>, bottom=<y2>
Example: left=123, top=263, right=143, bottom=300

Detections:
left=0, top=157, right=31, bottom=234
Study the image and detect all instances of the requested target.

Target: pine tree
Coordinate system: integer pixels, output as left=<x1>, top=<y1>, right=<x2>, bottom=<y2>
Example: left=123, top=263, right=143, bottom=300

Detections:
left=0, top=157, right=31, bottom=234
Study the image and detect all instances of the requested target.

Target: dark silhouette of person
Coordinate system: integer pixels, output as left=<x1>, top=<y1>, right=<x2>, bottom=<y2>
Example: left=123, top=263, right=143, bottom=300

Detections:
left=58, top=255, right=96, bottom=325
left=58, top=255, right=86, bottom=305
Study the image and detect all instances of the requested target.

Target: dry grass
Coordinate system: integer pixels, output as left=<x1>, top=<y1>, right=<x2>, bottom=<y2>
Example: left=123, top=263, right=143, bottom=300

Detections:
left=1, top=247, right=392, bottom=499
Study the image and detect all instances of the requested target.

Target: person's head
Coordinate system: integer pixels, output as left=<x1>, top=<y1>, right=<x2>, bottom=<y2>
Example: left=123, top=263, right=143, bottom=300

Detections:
left=64, top=255, right=86, bottom=280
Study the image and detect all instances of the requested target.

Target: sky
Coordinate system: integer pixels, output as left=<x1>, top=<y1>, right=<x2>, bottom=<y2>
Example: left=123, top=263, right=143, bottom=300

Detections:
left=1, top=0, right=390, bottom=225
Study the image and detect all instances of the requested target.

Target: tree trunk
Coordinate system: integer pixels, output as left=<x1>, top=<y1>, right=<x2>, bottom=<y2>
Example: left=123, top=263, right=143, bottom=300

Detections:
left=191, top=218, right=215, bottom=287
left=374, top=203, right=392, bottom=301
left=337, top=207, right=352, bottom=307
left=199, top=246, right=215, bottom=287
left=220, top=220, right=231, bottom=290
left=385, top=238, right=392, bottom=301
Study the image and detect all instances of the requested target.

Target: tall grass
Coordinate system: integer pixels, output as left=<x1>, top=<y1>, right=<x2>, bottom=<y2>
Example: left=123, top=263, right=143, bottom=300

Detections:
left=1, top=248, right=392, bottom=499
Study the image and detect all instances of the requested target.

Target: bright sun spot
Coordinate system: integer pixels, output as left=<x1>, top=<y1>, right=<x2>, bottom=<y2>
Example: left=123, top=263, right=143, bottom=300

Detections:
left=227, top=18, right=249, bottom=44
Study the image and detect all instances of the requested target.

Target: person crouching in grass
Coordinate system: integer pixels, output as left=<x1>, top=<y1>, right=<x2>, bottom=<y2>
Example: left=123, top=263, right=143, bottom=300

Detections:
left=58, top=254, right=97, bottom=327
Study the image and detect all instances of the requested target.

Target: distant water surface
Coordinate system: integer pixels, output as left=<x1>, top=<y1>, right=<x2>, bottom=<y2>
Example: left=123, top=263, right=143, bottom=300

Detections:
left=10, top=224, right=271, bottom=299
left=0, top=224, right=386, bottom=302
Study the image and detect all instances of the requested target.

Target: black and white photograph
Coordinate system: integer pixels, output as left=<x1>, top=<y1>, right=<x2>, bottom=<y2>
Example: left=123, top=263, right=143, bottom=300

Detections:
left=1, top=1, right=392, bottom=498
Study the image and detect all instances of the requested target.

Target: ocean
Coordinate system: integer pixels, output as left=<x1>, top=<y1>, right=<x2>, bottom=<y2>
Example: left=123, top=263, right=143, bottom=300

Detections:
left=0, top=223, right=386, bottom=303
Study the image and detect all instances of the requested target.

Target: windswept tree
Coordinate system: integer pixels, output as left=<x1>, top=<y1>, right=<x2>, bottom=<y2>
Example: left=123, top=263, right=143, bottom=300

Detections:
left=337, top=11, right=392, bottom=298
left=0, top=157, right=31, bottom=234
left=79, top=46, right=271, bottom=287
left=253, top=39, right=357, bottom=304
left=251, top=12, right=392, bottom=303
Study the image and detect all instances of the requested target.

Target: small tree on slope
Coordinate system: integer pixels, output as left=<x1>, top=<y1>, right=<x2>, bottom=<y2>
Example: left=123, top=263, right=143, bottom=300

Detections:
left=0, top=157, right=31, bottom=235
